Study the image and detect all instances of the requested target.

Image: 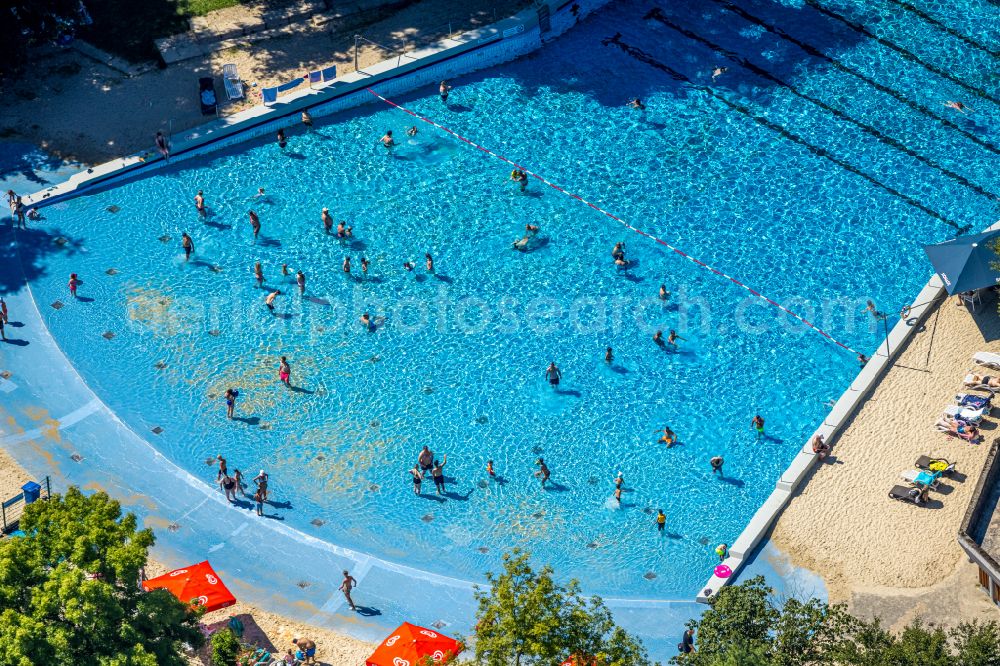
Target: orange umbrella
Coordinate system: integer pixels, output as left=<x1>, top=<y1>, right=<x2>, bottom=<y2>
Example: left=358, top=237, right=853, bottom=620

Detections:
left=142, top=561, right=236, bottom=613
left=366, top=623, right=462, bottom=666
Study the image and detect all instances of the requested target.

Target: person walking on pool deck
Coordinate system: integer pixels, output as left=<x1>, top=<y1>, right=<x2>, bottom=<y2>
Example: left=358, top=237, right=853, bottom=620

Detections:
left=292, top=638, right=317, bottom=665
left=340, top=570, right=358, bottom=611
left=155, top=131, right=170, bottom=160
left=432, top=456, right=448, bottom=494
left=278, top=356, right=291, bottom=387
left=710, top=456, right=724, bottom=475
left=545, top=362, right=562, bottom=388
left=536, top=458, right=551, bottom=487
left=182, top=233, right=194, bottom=261
left=224, top=388, right=238, bottom=418
left=751, top=415, right=765, bottom=440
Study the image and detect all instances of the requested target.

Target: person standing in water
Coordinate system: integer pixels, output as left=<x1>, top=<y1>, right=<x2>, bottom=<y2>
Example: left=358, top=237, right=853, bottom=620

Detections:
left=536, top=458, right=551, bottom=487
left=194, top=190, right=206, bottom=218
left=343, top=256, right=351, bottom=274
left=216, top=454, right=228, bottom=480
left=710, top=456, right=724, bottom=475
left=322, top=207, right=333, bottom=234
left=249, top=211, right=261, bottom=239
left=225, top=388, right=238, bottom=419
left=277, top=128, right=287, bottom=149
left=439, top=80, right=451, bottom=103
left=254, top=262, right=264, bottom=288
left=360, top=257, right=369, bottom=276
left=425, top=253, right=434, bottom=273
left=486, top=460, right=495, bottom=478
left=181, top=233, right=194, bottom=261
left=545, top=362, right=562, bottom=388
left=432, top=455, right=448, bottom=494
left=605, top=347, right=614, bottom=364
left=381, top=131, right=396, bottom=149
left=656, top=509, right=666, bottom=532
left=296, top=270, right=306, bottom=295
left=265, top=290, right=280, bottom=313
left=667, top=330, right=685, bottom=348
left=339, top=570, right=358, bottom=611
left=68, top=273, right=81, bottom=298
left=301, top=110, right=314, bottom=129
left=410, top=465, right=423, bottom=495
left=278, top=356, right=291, bottom=386
left=751, top=415, right=765, bottom=440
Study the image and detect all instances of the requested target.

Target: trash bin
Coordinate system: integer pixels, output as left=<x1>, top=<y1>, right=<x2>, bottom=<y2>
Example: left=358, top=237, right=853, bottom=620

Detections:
left=21, top=481, right=41, bottom=504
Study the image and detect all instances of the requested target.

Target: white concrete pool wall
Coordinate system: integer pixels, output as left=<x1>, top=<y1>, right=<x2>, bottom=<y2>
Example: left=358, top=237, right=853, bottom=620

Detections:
left=697, top=271, right=948, bottom=602
left=23, top=0, right=608, bottom=208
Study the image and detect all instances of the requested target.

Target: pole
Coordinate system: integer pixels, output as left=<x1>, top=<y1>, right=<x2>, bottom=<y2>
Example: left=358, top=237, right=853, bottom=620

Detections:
left=354, top=34, right=360, bottom=72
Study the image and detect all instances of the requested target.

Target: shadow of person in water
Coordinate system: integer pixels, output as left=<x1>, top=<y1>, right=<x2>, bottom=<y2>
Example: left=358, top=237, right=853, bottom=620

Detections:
left=354, top=606, right=381, bottom=617
left=233, top=416, right=260, bottom=426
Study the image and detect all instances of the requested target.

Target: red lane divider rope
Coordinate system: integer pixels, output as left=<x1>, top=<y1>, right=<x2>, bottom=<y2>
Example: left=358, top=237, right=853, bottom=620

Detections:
left=366, top=87, right=861, bottom=356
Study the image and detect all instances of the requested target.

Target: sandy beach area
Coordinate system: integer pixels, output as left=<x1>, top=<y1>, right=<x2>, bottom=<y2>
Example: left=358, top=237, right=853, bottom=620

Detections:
left=772, top=294, right=1000, bottom=627
left=0, top=448, right=374, bottom=666
left=0, top=0, right=527, bottom=166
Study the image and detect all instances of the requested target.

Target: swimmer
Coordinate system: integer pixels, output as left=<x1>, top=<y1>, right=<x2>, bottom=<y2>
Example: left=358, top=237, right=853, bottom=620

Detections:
left=715, top=543, right=728, bottom=562
left=281, top=264, right=290, bottom=276
left=254, top=187, right=266, bottom=199
left=612, top=242, right=625, bottom=261
left=667, top=330, right=684, bottom=347
left=181, top=233, right=194, bottom=261
left=862, top=300, right=877, bottom=316
left=322, top=208, right=333, bottom=234
left=656, top=509, right=666, bottom=532
left=296, top=270, right=306, bottom=294
left=513, top=235, right=531, bottom=252
left=545, top=362, right=562, bottom=387
left=249, top=210, right=261, bottom=239
left=265, top=290, right=280, bottom=313
left=194, top=190, right=206, bottom=217
left=510, top=169, right=528, bottom=192
left=628, top=97, right=645, bottom=109
left=710, top=456, right=724, bottom=475
left=360, top=257, right=369, bottom=275
left=712, top=66, right=728, bottom=81
left=68, top=273, right=80, bottom=298
left=410, top=465, right=423, bottom=495
left=535, top=458, right=551, bottom=487
left=406, top=126, right=418, bottom=137
left=277, top=128, right=287, bottom=148
left=359, top=312, right=375, bottom=331
left=614, top=472, right=624, bottom=490
left=225, top=388, right=238, bottom=419
left=343, top=256, right=351, bottom=274
left=944, top=100, right=971, bottom=113
left=25, top=207, right=39, bottom=221
left=403, top=261, right=415, bottom=271
left=418, top=445, right=434, bottom=472
left=751, top=415, right=765, bottom=440
left=381, top=130, right=396, bottom=148
left=278, top=356, right=291, bottom=386
left=653, top=330, right=665, bottom=347
left=525, top=224, right=540, bottom=234
left=254, top=262, right=264, bottom=288
left=605, top=346, right=613, bottom=363
left=614, top=256, right=629, bottom=267
left=857, top=353, right=869, bottom=367
left=655, top=426, right=675, bottom=447
left=336, top=220, right=346, bottom=238
left=301, top=110, right=313, bottom=129
left=659, top=284, right=670, bottom=301
left=431, top=456, right=448, bottom=494
left=425, top=253, right=434, bottom=273
left=439, top=80, right=452, bottom=103
left=486, top=460, right=495, bottom=477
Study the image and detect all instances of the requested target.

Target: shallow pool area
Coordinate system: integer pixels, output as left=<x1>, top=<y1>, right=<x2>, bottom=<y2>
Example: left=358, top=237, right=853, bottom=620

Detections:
left=10, top=0, right=1000, bottom=604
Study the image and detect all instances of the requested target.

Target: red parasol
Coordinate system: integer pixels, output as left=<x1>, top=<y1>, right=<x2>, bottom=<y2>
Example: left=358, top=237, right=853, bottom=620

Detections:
left=366, top=622, right=462, bottom=666
left=142, top=561, right=236, bottom=613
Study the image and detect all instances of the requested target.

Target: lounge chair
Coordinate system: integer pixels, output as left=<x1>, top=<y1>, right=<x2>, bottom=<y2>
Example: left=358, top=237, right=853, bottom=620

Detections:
left=963, top=373, right=998, bottom=392
left=942, top=404, right=986, bottom=423
left=245, top=647, right=271, bottom=665
left=915, top=456, right=955, bottom=476
left=888, top=484, right=929, bottom=506
left=900, top=469, right=941, bottom=489
left=973, top=351, right=1000, bottom=369
left=198, top=77, right=217, bottom=116
left=321, top=65, right=337, bottom=82
left=955, top=393, right=992, bottom=410
left=222, top=63, right=244, bottom=101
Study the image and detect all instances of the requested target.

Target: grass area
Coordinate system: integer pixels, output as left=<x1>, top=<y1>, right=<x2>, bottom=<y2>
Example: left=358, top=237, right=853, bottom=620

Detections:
left=81, top=0, right=246, bottom=63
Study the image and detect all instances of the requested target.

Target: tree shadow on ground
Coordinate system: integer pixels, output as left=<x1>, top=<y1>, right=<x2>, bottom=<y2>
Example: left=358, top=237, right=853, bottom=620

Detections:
left=0, top=224, right=85, bottom=295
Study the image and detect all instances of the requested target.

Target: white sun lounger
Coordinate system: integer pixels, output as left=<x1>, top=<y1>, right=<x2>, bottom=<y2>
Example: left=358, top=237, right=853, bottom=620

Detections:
left=973, top=351, right=1000, bottom=369
left=942, top=404, right=985, bottom=423
left=222, top=64, right=244, bottom=101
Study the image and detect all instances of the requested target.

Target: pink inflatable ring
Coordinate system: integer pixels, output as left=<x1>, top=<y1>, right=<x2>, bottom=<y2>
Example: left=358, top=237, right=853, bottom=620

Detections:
left=714, top=564, right=732, bottom=578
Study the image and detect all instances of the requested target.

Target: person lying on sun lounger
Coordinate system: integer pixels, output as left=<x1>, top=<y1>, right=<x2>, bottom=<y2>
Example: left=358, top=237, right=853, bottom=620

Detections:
left=935, top=415, right=981, bottom=443
left=965, top=373, right=1000, bottom=388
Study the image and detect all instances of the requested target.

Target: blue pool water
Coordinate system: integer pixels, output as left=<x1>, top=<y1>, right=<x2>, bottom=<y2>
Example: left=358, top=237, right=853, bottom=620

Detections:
left=10, top=0, right=999, bottom=598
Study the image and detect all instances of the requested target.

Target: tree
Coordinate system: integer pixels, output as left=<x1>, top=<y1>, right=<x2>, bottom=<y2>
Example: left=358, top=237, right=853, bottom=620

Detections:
left=673, top=576, right=1000, bottom=666
left=463, top=549, right=651, bottom=666
left=0, top=487, right=204, bottom=665
left=0, top=0, right=80, bottom=79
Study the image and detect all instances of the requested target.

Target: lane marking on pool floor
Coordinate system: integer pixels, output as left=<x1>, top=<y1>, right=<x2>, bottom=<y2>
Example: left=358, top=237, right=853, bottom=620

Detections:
left=367, top=87, right=861, bottom=356
left=0, top=398, right=103, bottom=445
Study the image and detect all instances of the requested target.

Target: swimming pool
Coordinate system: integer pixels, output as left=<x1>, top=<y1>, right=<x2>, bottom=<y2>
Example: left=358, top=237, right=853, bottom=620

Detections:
left=18, top=0, right=998, bottom=599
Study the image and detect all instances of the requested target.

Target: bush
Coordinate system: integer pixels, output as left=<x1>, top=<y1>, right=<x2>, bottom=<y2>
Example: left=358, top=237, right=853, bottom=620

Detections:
left=211, top=628, right=241, bottom=666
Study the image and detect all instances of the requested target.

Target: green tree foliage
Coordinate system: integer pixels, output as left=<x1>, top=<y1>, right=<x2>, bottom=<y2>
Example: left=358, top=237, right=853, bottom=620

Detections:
left=464, top=549, right=651, bottom=666
left=210, top=628, right=241, bottom=666
left=674, top=576, right=1000, bottom=666
left=0, top=0, right=80, bottom=79
left=0, top=487, right=204, bottom=666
